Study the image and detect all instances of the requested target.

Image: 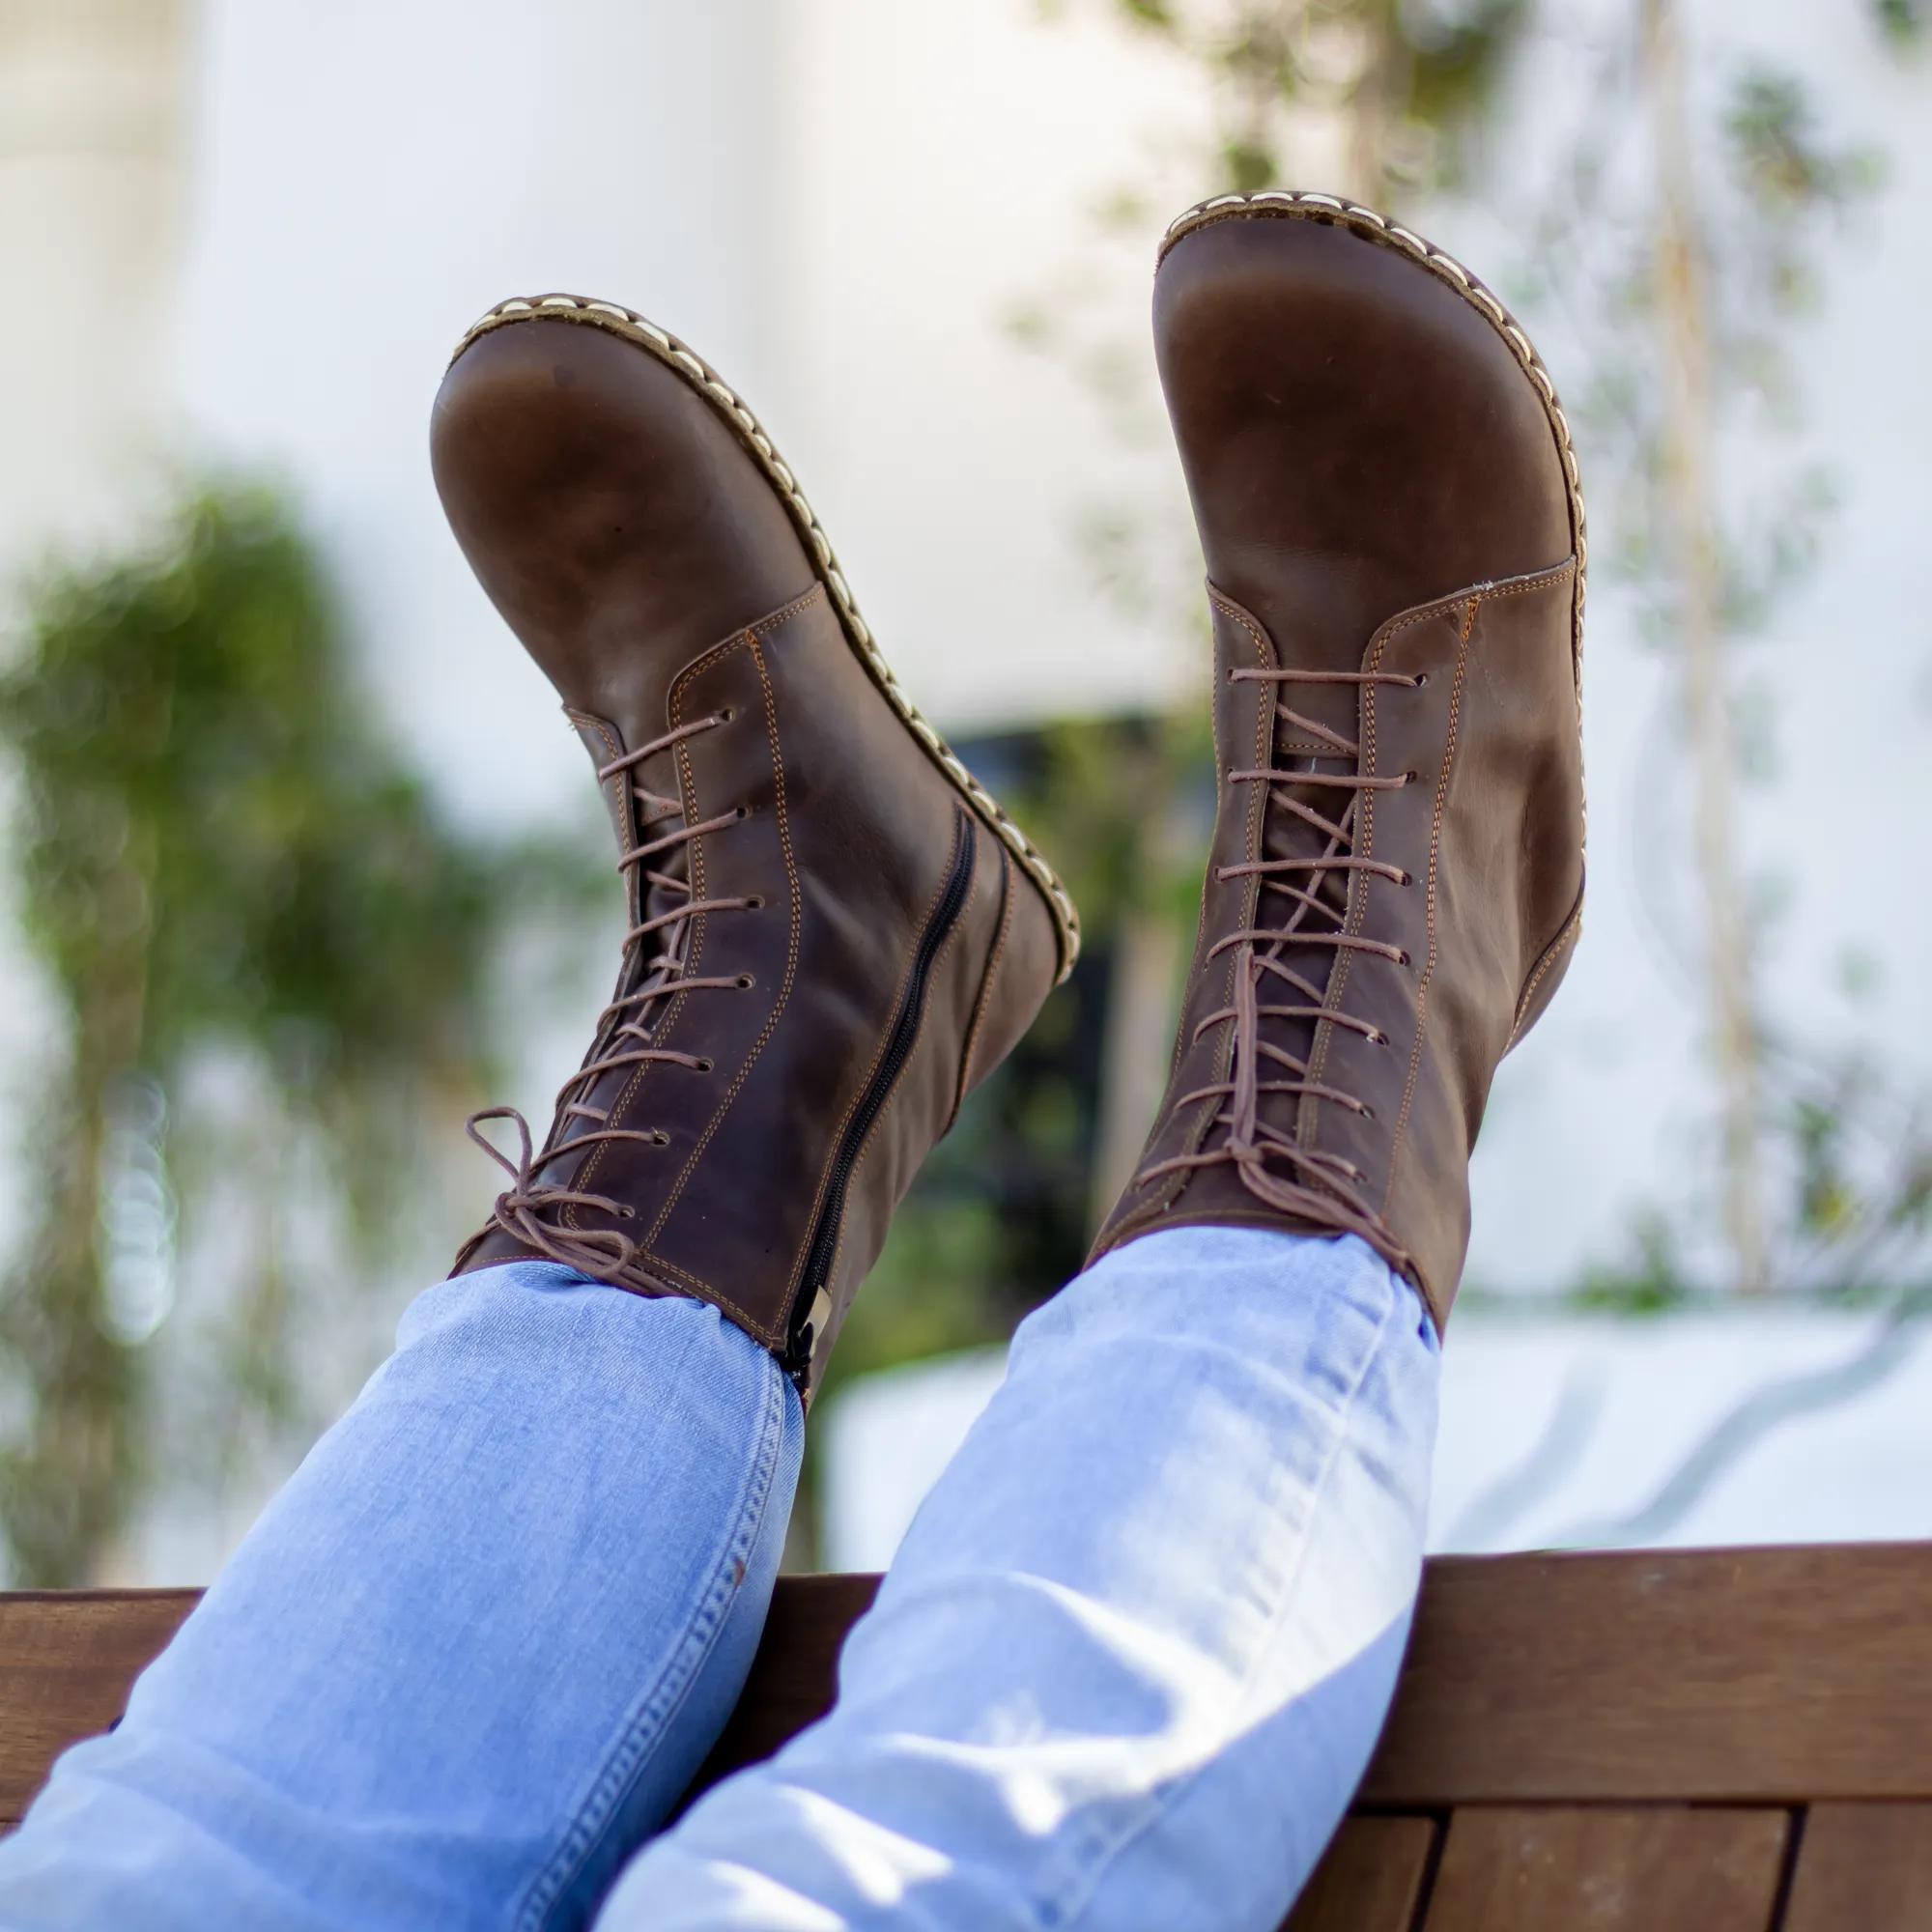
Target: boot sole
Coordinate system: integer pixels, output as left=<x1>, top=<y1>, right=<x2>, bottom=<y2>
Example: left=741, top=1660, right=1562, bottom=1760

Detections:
left=1160, top=191, right=1588, bottom=698
left=449, top=295, right=1083, bottom=982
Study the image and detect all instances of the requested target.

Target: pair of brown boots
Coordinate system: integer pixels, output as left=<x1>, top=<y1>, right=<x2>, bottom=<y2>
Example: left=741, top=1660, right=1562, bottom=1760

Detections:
left=436, top=193, right=1586, bottom=1401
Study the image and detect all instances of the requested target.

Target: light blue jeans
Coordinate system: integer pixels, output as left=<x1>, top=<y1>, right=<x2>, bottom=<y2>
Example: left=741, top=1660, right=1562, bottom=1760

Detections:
left=0, top=1227, right=1438, bottom=1932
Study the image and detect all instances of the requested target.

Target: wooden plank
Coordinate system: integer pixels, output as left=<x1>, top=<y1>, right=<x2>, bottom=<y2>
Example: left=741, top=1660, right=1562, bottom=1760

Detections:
left=0, top=1589, right=199, bottom=1824
left=678, top=1573, right=881, bottom=1808
left=1364, top=1545, right=1932, bottom=1805
left=11, top=1545, right=1932, bottom=1833
left=1283, top=1814, right=1436, bottom=1932
left=1420, top=1806, right=1789, bottom=1932
left=1782, top=1803, right=1932, bottom=1930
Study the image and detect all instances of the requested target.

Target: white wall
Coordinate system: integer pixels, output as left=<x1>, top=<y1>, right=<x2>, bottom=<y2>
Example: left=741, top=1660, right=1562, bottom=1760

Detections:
left=0, top=0, right=188, bottom=580
left=174, top=0, right=783, bottom=835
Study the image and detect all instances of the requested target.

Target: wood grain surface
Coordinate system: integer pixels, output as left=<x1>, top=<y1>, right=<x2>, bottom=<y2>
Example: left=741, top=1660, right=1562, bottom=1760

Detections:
left=0, top=1589, right=199, bottom=1823
left=1421, top=1806, right=1790, bottom=1932
left=1782, top=1803, right=1932, bottom=1931
left=1363, top=1544, right=1932, bottom=1804
left=7, top=1541, right=1932, bottom=1926
left=1283, top=1814, right=1437, bottom=1932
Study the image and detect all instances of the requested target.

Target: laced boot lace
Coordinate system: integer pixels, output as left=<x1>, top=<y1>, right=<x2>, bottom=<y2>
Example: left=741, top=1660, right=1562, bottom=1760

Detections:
left=467, top=711, right=756, bottom=1283
left=1141, top=666, right=1422, bottom=1261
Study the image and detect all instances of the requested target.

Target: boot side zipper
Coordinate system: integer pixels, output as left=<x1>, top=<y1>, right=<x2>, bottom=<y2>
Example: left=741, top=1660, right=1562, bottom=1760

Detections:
left=784, top=810, right=977, bottom=1388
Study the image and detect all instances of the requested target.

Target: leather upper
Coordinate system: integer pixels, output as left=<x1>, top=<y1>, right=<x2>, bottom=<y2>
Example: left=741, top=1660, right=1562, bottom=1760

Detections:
left=1089, top=205, right=1586, bottom=1327
left=435, top=312, right=1060, bottom=1394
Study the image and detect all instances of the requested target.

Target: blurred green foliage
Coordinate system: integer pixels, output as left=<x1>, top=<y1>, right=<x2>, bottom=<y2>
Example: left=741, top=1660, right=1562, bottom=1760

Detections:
left=1097, top=0, right=1528, bottom=200
left=1871, top=0, right=1924, bottom=48
left=0, top=486, right=588, bottom=1584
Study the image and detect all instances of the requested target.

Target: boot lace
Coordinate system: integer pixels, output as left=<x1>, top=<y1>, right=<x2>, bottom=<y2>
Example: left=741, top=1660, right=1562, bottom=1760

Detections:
left=467, top=712, right=755, bottom=1282
left=1140, top=667, right=1420, bottom=1261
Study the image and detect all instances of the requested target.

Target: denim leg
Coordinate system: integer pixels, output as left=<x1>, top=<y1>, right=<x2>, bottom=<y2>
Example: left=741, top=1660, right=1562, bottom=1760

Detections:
left=600, top=1228, right=1439, bottom=1932
left=0, top=1262, right=804, bottom=1932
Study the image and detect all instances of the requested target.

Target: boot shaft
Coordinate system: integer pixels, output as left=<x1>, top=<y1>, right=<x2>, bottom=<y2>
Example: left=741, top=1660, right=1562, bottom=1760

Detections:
left=1092, top=195, right=1588, bottom=1325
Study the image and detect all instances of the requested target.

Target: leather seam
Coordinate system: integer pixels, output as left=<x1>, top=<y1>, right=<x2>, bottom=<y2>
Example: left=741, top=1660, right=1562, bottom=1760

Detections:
left=1106, top=585, right=1269, bottom=1246
left=570, top=639, right=743, bottom=1216
left=447, top=296, right=1082, bottom=979
left=1304, top=564, right=1574, bottom=1146
left=557, top=712, right=632, bottom=1237
left=1300, top=642, right=1385, bottom=1145
left=642, top=630, right=802, bottom=1256
left=781, top=814, right=971, bottom=1324
left=562, top=708, right=636, bottom=866
left=952, top=838, right=1013, bottom=1126
left=607, top=1253, right=781, bottom=1346
left=1383, top=595, right=1479, bottom=1217
left=822, top=876, right=976, bottom=1320
left=1508, top=883, right=1585, bottom=1051
left=746, top=582, right=825, bottom=638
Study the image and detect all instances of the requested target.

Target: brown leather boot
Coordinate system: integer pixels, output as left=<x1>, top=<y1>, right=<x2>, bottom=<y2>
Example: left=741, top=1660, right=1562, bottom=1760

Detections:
left=433, top=298, right=1077, bottom=1397
left=1089, top=194, right=1586, bottom=1329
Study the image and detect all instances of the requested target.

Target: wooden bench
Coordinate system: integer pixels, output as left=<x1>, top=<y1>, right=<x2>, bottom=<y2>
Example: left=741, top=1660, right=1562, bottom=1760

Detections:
left=6, top=1545, right=1932, bottom=1927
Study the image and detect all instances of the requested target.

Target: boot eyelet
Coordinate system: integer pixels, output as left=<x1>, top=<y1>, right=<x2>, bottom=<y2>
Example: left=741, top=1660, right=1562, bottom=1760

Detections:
left=737, top=973, right=755, bottom=989
left=735, top=806, right=750, bottom=821
left=620, top=1206, right=638, bottom=1220
left=718, top=707, right=736, bottom=723
left=1398, top=950, right=1412, bottom=967
left=696, top=1058, right=714, bottom=1073
left=653, top=1131, right=669, bottom=1146
left=1399, top=870, right=1413, bottom=887
left=1405, top=769, right=1419, bottom=784
left=1413, top=673, right=1429, bottom=689
left=1360, top=1105, right=1376, bottom=1121
left=747, top=895, right=765, bottom=911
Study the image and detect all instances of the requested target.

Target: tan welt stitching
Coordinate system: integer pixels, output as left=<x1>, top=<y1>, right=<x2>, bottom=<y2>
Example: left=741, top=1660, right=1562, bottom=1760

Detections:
left=447, top=296, right=1083, bottom=980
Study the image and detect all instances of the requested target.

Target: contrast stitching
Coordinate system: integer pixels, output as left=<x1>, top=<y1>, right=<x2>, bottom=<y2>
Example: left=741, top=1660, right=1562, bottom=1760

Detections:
left=778, top=828, right=967, bottom=1320
left=1158, top=193, right=1586, bottom=689
left=1384, top=597, right=1479, bottom=1217
left=570, top=627, right=761, bottom=1210
left=647, top=632, right=803, bottom=1247
left=820, top=893, right=975, bottom=1320
left=562, top=709, right=633, bottom=862
left=557, top=711, right=630, bottom=1237
left=953, top=838, right=1014, bottom=1122
left=448, top=295, right=1082, bottom=981
left=1108, top=588, right=1272, bottom=1243
left=747, top=582, right=825, bottom=638
left=1507, top=885, right=1585, bottom=1052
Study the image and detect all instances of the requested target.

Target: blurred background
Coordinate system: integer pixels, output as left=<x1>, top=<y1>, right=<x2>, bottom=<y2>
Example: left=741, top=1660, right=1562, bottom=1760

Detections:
left=1, top=0, right=1929, bottom=1586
